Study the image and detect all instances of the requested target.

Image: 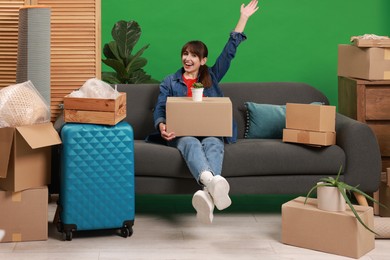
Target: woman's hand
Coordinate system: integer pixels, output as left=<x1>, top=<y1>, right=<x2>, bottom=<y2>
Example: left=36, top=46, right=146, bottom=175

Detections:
left=240, top=0, right=259, bottom=19
left=234, top=0, right=259, bottom=33
left=159, top=123, right=176, bottom=141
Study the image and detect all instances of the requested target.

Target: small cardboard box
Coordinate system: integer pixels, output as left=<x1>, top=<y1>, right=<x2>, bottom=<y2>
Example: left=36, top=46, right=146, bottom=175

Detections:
left=338, top=44, right=390, bottom=80
left=285, top=103, right=336, bottom=132
left=166, top=97, right=232, bottom=137
left=64, top=92, right=127, bottom=125
left=282, top=128, right=336, bottom=146
left=0, top=186, right=48, bottom=243
left=282, top=197, right=375, bottom=259
left=0, top=123, right=62, bottom=192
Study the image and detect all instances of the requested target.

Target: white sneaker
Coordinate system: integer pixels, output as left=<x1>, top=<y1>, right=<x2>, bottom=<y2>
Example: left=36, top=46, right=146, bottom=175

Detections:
left=192, top=190, right=214, bottom=224
left=207, top=175, right=232, bottom=210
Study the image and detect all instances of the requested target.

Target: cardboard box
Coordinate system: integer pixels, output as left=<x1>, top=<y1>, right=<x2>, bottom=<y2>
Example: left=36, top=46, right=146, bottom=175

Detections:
left=285, top=103, right=336, bottom=132
left=64, top=92, right=127, bottom=125
left=282, top=197, right=375, bottom=259
left=352, top=38, right=390, bottom=48
left=0, top=123, right=62, bottom=192
left=338, top=44, right=390, bottom=80
left=282, top=128, right=336, bottom=146
left=166, top=97, right=232, bottom=137
left=0, top=186, right=48, bottom=242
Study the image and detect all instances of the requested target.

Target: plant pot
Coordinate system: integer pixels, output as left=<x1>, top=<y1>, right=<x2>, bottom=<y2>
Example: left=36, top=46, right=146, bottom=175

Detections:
left=317, top=183, right=346, bottom=212
left=191, top=87, right=204, bottom=102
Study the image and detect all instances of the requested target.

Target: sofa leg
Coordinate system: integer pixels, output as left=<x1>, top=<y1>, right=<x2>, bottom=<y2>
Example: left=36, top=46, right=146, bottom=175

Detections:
left=354, top=192, right=368, bottom=206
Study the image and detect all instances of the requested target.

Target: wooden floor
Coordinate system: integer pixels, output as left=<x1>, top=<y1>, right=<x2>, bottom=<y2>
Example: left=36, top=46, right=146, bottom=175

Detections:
left=0, top=194, right=389, bottom=260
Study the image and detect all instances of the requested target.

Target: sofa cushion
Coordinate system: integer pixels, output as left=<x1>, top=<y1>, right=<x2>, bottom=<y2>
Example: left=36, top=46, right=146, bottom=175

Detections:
left=222, top=139, right=345, bottom=177
left=134, top=140, right=192, bottom=179
left=244, top=102, right=286, bottom=139
left=134, top=140, right=346, bottom=179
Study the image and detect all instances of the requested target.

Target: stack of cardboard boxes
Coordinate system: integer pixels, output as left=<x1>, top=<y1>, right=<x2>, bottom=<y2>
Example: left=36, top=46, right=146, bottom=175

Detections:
left=338, top=36, right=390, bottom=172
left=280, top=102, right=376, bottom=258
left=0, top=123, right=62, bottom=242
left=282, top=103, right=336, bottom=146
left=338, top=37, right=390, bottom=222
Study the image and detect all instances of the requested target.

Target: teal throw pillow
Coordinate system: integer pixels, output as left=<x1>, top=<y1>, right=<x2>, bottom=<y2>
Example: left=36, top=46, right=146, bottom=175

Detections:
left=244, top=102, right=286, bottom=139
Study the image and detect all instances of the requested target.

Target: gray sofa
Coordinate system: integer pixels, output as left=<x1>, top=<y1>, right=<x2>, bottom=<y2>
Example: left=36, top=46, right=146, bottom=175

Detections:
left=111, top=82, right=381, bottom=195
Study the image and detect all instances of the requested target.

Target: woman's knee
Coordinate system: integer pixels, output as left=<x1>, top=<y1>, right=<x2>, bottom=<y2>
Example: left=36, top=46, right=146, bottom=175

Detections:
left=176, top=136, right=201, bottom=150
left=202, top=137, right=224, bottom=148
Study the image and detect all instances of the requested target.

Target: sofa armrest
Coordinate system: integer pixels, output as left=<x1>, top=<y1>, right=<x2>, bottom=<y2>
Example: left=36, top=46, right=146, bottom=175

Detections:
left=335, top=113, right=381, bottom=192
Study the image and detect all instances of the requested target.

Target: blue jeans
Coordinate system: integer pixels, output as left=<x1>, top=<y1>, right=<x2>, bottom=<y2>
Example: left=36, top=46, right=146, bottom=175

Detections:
left=168, top=136, right=224, bottom=185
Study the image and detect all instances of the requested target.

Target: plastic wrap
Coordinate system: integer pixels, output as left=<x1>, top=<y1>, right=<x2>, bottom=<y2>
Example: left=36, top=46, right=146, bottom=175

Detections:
left=69, top=78, right=119, bottom=99
left=0, top=80, right=50, bottom=128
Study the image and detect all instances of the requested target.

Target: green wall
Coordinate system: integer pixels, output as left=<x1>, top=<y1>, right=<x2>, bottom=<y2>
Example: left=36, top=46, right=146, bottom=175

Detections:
left=101, top=0, right=390, bottom=106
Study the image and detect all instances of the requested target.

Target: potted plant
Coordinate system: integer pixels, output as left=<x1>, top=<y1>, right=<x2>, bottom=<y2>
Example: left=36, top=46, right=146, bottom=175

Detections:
left=191, top=82, right=204, bottom=102
left=101, top=20, right=159, bottom=84
left=305, top=166, right=386, bottom=235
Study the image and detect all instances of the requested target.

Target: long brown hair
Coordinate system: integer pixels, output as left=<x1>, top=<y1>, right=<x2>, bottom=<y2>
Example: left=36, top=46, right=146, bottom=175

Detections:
left=181, top=41, right=212, bottom=87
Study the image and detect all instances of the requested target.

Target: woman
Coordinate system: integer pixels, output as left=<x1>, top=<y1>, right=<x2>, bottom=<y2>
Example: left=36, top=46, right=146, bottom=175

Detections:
left=153, top=0, right=259, bottom=224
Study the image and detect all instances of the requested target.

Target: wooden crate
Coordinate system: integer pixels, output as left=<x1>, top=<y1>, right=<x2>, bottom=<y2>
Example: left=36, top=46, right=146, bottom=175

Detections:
left=64, top=92, right=126, bottom=125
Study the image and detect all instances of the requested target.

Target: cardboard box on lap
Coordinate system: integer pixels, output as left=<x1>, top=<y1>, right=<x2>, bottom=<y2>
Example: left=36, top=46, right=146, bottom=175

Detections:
left=166, top=97, right=232, bottom=137
left=0, top=123, right=62, bottom=192
left=0, top=186, right=48, bottom=243
left=282, top=197, right=375, bottom=259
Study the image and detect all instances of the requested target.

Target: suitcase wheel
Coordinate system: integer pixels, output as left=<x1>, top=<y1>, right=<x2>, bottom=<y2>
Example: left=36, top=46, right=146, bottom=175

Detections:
left=63, top=230, right=73, bottom=241
left=120, top=226, right=133, bottom=238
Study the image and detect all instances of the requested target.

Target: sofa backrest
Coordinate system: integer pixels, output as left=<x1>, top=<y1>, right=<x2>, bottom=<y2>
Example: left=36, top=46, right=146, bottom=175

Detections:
left=116, top=82, right=329, bottom=140
left=221, top=82, right=329, bottom=139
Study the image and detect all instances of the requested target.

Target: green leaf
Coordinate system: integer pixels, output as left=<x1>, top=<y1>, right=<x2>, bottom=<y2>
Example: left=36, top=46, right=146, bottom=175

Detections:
left=126, top=57, right=147, bottom=75
left=108, top=41, right=122, bottom=63
left=123, top=44, right=148, bottom=75
left=335, top=165, right=343, bottom=182
left=101, top=72, right=121, bottom=84
left=101, top=20, right=159, bottom=84
left=102, top=42, right=115, bottom=59
left=102, top=58, right=126, bottom=78
left=112, top=20, right=141, bottom=61
left=337, top=185, right=379, bottom=235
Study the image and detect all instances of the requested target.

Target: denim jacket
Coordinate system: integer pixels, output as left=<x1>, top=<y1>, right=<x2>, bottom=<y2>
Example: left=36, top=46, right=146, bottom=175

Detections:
left=151, top=31, right=247, bottom=144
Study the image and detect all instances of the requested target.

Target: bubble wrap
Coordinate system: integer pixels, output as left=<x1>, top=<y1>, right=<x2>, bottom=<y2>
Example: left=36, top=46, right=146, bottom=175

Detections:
left=69, top=78, right=119, bottom=99
left=0, top=80, right=50, bottom=128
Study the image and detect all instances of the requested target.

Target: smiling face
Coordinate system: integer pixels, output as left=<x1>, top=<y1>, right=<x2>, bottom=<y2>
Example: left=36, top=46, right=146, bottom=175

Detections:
left=181, top=41, right=208, bottom=78
left=182, top=50, right=207, bottom=76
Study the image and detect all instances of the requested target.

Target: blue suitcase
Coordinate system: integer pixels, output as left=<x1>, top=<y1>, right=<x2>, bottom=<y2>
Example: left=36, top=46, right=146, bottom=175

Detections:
left=57, top=122, right=135, bottom=241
